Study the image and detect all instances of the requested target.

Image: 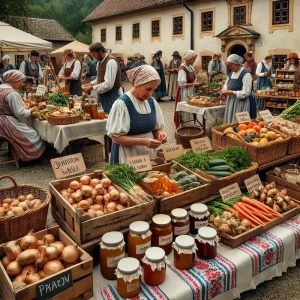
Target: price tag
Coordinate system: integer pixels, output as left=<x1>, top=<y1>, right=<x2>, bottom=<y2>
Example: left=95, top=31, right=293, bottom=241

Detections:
left=127, top=155, right=152, bottom=172
left=36, top=270, right=73, bottom=299
left=219, top=183, right=242, bottom=202
left=236, top=111, right=251, bottom=124
left=259, top=109, right=274, bottom=123
left=190, top=136, right=212, bottom=153
left=73, top=101, right=82, bottom=110
left=161, top=144, right=184, bottom=161
left=244, top=174, right=263, bottom=193
left=50, top=153, right=86, bottom=179
left=36, top=85, right=47, bottom=96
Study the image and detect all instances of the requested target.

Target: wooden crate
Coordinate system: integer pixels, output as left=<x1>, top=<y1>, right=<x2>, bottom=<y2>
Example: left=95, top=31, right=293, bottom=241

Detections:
left=0, top=224, right=93, bottom=300
left=50, top=170, right=155, bottom=248
left=142, top=163, right=210, bottom=214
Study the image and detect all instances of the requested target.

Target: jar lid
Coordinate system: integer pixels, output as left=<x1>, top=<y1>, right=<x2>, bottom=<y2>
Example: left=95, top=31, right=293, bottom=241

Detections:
left=190, top=203, right=208, bottom=215
left=117, top=257, right=140, bottom=274
left=152, top=214, right=171, bottom=226
left=101, top=231, right=124, bottom=247
left=129, top=221, right=150, bottom=235
left=171, top=208, right=188, bottom=219
left=145, top=247, right=165, bottom=263
left=197, top=227, right=217, bottom=240
left=175, top=235, right=195, bottom=249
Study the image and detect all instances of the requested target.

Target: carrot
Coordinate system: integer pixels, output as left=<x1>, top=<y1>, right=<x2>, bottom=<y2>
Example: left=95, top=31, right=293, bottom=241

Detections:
left=233, top=204, right=262, bottom=226
left=242, top=203, right=273, bottom=220
left=226, top=207, right=237, bottom=214
left=234, top=203, right=265, bottom=224
left=240, top=203, right=272, bottom=222
left=241, top=197, right=282, bottom=217
left=226, top=207, right=257, bottom=228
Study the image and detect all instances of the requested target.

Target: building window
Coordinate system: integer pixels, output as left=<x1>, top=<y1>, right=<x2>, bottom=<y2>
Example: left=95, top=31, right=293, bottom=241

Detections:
left=15, top=55, right=24, bottom=69
left=202, top=56, right=212, bottom=71
left=233, top=6, right=246, bottom=25
left=101, top=28, right=106, bottom=43
left=272, top=0, right=289, bottom=24
left=273, top=55, right=287, bottom=70
left=151, top=20, right=160, bottom=37
left=132, top=23, right=140, bottom=39
left=115, top=26, right=122, bottom=41
left=201, top=11, right=213, bottom=32
left=173, top=16, right=183, bottom=35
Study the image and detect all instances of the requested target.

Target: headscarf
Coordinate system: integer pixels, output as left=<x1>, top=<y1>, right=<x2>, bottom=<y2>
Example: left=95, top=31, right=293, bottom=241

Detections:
left=182, top=50, right=197, bottom=62
left=227, top=54, right=244, bottom=66
left=3, top=70, right=24, bottom=83
left=2, top=55, right=10, bottom=62
left=126, top=65, right=160, bottom=87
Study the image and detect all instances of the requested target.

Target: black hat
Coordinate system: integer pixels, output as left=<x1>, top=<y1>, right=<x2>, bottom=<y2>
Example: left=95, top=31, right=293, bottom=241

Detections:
left=30, top=50, right=40, bottom=57
left=172, top=51, right=180, bottom=57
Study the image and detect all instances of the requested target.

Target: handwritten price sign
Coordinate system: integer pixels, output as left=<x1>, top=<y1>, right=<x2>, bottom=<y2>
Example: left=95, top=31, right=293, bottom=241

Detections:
left=219, top=183, right=242, bottom=202
left=127, top=155, right=152, bottom=172
left=244, top=174, right=263, bottom=193
left=236, top=112, right=251, bottom=124
left=161, top=144, right=184, bottom=161
left=259, top=110, right=274, bottom=123
left=190, top=137, right=212, bottom=153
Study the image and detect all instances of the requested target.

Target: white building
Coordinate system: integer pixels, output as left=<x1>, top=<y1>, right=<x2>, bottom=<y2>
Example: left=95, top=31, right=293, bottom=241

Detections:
left=84, top=0, right=299, bottom=71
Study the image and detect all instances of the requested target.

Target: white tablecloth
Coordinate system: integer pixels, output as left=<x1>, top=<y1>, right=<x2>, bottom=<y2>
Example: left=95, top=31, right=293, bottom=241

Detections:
left=32, top=119, right=107, bottom=153
left=176, top=103, right=225, bottom=119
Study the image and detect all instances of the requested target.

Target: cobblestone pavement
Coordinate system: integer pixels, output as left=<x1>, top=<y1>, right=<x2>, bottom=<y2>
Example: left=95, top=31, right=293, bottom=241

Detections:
left=1, top=100, right=300, bottom=300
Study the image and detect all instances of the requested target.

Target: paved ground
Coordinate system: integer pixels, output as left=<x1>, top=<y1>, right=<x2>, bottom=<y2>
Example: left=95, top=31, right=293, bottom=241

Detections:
left=1, top=100, right=300, bottom=299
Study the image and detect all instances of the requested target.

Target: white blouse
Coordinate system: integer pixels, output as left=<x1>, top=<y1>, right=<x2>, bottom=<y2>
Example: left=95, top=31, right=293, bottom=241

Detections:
left=222, top=67, right=253, bottom=99
left=256, top=61, right=273, bottom=77
left=58, top=60, right=81, bottom=80
left=177, top=65, right=195, bottom=88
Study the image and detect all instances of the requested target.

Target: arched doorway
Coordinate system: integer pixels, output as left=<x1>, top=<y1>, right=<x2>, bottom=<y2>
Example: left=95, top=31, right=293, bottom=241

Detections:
left=228, top=44, right=247, bottom=58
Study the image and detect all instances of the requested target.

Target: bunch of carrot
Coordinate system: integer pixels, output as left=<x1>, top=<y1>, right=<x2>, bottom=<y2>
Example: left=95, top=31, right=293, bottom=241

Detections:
left=227, top=196, right=282, bottom=228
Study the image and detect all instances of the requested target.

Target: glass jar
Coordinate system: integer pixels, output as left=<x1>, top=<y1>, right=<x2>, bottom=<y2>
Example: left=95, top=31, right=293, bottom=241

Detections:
left=196, top=227, right=218, bottom=260
left=90, top=101, right=98, bottom=119
left=128, top=221, right=151, bottom=261
left=189, top=203, right=209, bottom=235
left=143, top=247, right=167, bottom=286
left=116, top=257, right=141, bottom=298
left=100, top=231, right=125, bottom=279
left=171, top=208, right=189, bottom=238
left=173, top=235, right=197, bottom=270
left=97, top=104, right=105, bottom=119
left=151, top=214, right=173, bottom=255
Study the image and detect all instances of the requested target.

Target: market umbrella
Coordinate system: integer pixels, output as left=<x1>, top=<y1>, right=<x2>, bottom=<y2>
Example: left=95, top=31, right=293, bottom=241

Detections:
left=50, top=40, right=89, bottom=56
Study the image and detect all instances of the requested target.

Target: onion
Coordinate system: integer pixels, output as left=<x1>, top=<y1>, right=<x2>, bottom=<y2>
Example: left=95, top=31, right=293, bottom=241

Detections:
left=116, top=204, right=126, bottom=211
left=69, top=180, right=80, bottom=190
left=103, top=194, right=111, bottom=204
left=12, top=207, right=24, bottom=216
left=21, top=265, right=37, bottom=275
left=61, top=191, right=70, bottom=199
left=96, top=210, right=105, bottom=217
left=2, top=203, right=10, bottom=211
left=28, top=200, right=36, bottom=209
left=67, top=187, right=73, bottom=194
left=61, top=245, right=79, bottom=264
left=0, top=207, right=5, bottom=217
left=44, top=246, right=59, bottom=260
left=37, top=239, right=44, bottom=247
left=78, top=200, right=90, bottom=210
left=91, top=189, right=97, bottom=199
left=18, top=202, right=29, bottom=211
left=67, top=197, right=74, bottom=205
left=18, top=195, right=26, bottom=202
left=5, top=244, right=22, bottom=260
left=14, top=274, right=26, bottom=282
left=6, top=261, right=22, bottom=277
left=20, top=232, right=38, bottom=250
left=109, top=190, right=120, bottom=201
left=2, top=256, right=12, bottom=269
left=81, top=185, right=93, bottom=198
left=43, top=260, right=64, bottom=275
left=86, top=197, right=94, bottom=206
left=87, top=209, right=97, bottom=218
left=26, top=194, right=34, bottom=201
left=91, top=204, right=103, bottom=211
left=72, top=204, right=78, bottom=209
left=50, top=241, right=65, bottom=256
left=90, top=178, right=100, bottom=187
left=119, top=192, right=128, bottom=205
left=17, top=249, right=39, bottom=266
left=38, top=270, right=48, bottom=279
left=2, top=198, right=12, bottom=204
left=24, top=272, right=41, bottom=284
left=80, top=175, right=91, bottom=185
left=33, top=199, right=42, bottom=208
left=43, top=234, right=56, bottom=245
left=108, top=186, right=116, bottom=192
left=101, top=178, right=112, bottom=189
left=95, top=184, right=104, bottom=195
left=72, top=192, right=82, bottom=203
left=106, top=202, right=117, bottom=213
left=94, top=195, right=103, bottom=204
left=10, top=200, right=20, bottom=207
left=6, top=211, right=14, bottom=217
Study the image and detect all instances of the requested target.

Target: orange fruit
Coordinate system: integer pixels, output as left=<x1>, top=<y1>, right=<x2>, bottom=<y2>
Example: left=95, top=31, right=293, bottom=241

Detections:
left=247, top=121, right=257, bottom=128
left=238, top=124, right=248, bottom=131
left=238, top=130, right=247, bottom=136
left=253, top=126, right=261, bottom=133
left=258, top=121, right=265, bottom=128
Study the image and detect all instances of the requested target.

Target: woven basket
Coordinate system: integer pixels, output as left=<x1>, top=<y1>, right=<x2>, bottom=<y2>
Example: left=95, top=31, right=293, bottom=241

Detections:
left=81, top=143, right=103, bottom=165
left=0, top=176, right=51, bottom=243
left=47, top=113, right=80, bottom=125
left=211, top=124, right=290, bottom=165
left=175, top=120, right=204, bottom=148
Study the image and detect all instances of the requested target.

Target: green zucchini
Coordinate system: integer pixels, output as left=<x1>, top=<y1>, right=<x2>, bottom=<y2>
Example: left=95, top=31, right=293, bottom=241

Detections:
left=208, top=165, right=232, bottom=172
left=208, top=159, right=227, bottom=167
left=206, top=170, right=232, bottom=177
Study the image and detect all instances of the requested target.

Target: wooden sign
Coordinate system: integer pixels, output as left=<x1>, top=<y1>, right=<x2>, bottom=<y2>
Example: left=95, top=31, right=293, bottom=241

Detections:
left=244, top=174, right=263, bottom=193
left=36, top=270, right=73, bottom=299
left=259, top=110, right=274, bottom=123
left=36, top=85, right=48, bottom=96
left=161, top=144, right=184, bottom=161
left=236, top=111, right=251, bottom=124
left=219, top=183, right=242, bottom=202
left=127, top=155, right=152, bottom=172
left=190, top=137, right=212, bottom=153
left=50, top=153, right=86, bottom=179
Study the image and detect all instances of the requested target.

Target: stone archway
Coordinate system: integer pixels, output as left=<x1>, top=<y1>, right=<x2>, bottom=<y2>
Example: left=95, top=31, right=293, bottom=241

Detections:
left=228, top=44, right=247, bottom=57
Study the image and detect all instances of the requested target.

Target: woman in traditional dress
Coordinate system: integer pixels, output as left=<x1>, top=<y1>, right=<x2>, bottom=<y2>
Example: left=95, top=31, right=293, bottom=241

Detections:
left=222, top=54, right=254, bottom=123
left=168, top=51, right=181, bottom=100
left=151, top=50, right=167, bottom=101
left=107, top=65, right=167, bottom=164
left=58, top=49, right=82, bottom=95
left=174, top=50, right=200, bottom=127
left=284, top=52, right=300, bottom=91
left=0, top=70, right=45, bottom=161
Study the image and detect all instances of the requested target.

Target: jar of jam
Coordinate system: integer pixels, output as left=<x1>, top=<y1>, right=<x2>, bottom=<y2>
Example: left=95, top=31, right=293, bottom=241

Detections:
left=189, top=203, right=210, bottom=235
left=100, top=231, right=125, bottom=279
left=116, top=257, right=141, bottom=298
left=128, top=221, right=151, bottom=261
left=143, top=247, right=167, bottom=286
left=151, top=214, right=173, bottom=255
left=171, top=208, right=189, bottom=239
left=173, top=235, right=196, bottom=270
left=196, top=227, right=218, bottom=260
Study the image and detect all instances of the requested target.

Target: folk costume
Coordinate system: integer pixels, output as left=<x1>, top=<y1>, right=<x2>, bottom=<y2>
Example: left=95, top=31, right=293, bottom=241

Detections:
left=59, top=59, right=82, bottom=95
left=168, top=51, right=181, bottom=99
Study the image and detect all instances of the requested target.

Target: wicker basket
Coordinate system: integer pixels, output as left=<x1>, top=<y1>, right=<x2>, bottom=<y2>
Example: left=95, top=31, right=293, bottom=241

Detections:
left=47, top=113, right=81, bottom=125
left=211, top=124, right=290, bottom=165
left=0, top=176, right=51, bottom=243
left=175, top=120, right=204, bottom=148
left=81, top=143, right=103, bottom=165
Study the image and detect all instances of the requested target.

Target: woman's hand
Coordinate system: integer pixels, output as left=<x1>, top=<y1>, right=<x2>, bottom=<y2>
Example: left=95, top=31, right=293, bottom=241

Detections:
left=153, top=130, right=167, bottom=144
left=221, top=90, right=234, bottom=96
left=143, top=138, right=162, bottom=149
left=29, top=106, right=38, bottom=115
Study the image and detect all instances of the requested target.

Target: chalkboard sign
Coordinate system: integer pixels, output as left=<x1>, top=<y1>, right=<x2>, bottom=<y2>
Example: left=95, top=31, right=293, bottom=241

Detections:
left=36, top=270, right=73, bottom=299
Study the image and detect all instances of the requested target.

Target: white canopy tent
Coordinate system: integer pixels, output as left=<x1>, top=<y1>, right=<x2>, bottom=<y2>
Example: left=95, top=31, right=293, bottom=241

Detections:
left=0, top=21, right=52, bottom=52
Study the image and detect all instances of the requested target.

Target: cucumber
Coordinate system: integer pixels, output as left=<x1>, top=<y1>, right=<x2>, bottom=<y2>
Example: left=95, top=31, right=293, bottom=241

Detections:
left=208, top=165, right=232, bottom=172
left=206, top=170, right=232, bottom=177
left=208, top=159, right=227, bottom=167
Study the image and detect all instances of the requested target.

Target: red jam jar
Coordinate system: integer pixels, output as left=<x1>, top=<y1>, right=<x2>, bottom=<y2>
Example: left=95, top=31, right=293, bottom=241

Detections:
left=173, top=235, right=196, bottom=270
left=189, top=203, right=209, bottom=235
left=171, top=208, right=190, bottom=239
left=196, top=227, right=218, bottom=259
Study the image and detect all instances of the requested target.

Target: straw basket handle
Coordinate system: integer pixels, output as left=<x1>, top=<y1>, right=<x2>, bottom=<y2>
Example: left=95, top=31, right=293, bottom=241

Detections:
left=178, top=118, right=203, bottom=131
left=0, top=176, right=18, bottom=188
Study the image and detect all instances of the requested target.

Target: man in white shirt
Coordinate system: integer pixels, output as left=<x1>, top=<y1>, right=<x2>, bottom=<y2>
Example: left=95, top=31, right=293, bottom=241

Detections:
left=83, top=43, right=122, bottom=113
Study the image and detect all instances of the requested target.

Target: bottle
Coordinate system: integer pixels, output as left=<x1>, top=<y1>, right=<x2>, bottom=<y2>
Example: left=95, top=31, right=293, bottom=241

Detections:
left=189, top=203, right=209, bottom=235
left=171, top=208, right=189, bottom=238
left=173, top=235, right=196, bottom=270
left=196, top=227, right=218, bottom=259
left=90, top=97, right=98, bottom=119
left=97, top=104, right=105, bottom=119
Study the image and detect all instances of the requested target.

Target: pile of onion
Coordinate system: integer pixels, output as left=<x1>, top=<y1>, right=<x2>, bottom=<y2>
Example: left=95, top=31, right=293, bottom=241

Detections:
left=0, top=194, right=43, bottom=218
left=2, top=231, right=80, bottom=286
left=60, top=175, right=130, bottom=219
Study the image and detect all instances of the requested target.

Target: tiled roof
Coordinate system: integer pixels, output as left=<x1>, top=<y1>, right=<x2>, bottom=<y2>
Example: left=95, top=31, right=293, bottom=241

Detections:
left=84, top=0, right=181, bottom=22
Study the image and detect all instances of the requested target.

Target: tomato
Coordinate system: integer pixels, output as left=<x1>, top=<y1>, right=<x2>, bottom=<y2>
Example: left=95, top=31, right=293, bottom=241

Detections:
left=253, top=126, right=261, bottom=132
left=258, top=121, right=265, bottom=128
left=247, top=121, right=257, bottom=128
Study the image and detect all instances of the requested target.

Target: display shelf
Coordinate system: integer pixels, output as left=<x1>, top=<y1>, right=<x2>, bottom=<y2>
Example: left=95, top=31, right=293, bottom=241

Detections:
left=254, top=94, right=299, bottom=100
left=265, top=106, right=286, bottom=109
left=275, top=69, right=295, bottom=91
